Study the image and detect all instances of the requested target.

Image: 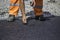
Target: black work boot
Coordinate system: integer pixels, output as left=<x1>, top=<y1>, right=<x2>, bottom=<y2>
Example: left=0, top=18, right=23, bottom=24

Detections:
left=39, top=15, right=46, bottom=21
left=35, top=16, right=40, bottom=20
left=7, top=15, right=15, bottom=22
left=35, top=15, right=46, bottom=21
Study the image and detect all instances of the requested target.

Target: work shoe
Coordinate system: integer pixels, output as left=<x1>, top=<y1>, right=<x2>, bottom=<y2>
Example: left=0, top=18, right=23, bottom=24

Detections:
left=7, top=15, right=15, bottom=22
left=39, top=15, right=46, bottom=21
left=35, top=16, right=40, bottom=20
left=35, top=15, right=46, bottom=21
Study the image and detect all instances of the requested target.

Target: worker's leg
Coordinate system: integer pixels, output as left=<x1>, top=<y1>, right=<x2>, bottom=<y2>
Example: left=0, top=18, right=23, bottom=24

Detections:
left=19, top=0, right=27, bottom=24
left=7, top=0, right=19, bottom=22
left=9, top=0, right=19, bottom=16
left=34, top=8, right=43, bottom=17
left=34, top=0, right=45, bottom=21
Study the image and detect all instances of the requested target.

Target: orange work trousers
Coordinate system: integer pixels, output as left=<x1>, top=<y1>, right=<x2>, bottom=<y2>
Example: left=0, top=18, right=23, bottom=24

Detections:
left=9, top=0, right=25, bottom=16
left=34, top=0, right=43, bottom=16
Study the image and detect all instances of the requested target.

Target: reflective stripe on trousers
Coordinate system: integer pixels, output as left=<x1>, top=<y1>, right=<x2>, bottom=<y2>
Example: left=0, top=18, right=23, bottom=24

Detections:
left=10, top=4, right=20, bottom=6
left=34, top=6, right=43, bottom=9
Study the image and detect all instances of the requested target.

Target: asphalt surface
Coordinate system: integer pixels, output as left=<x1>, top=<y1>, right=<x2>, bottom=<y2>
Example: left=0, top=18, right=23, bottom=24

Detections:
left=0, top=15, right=60, bottom=40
